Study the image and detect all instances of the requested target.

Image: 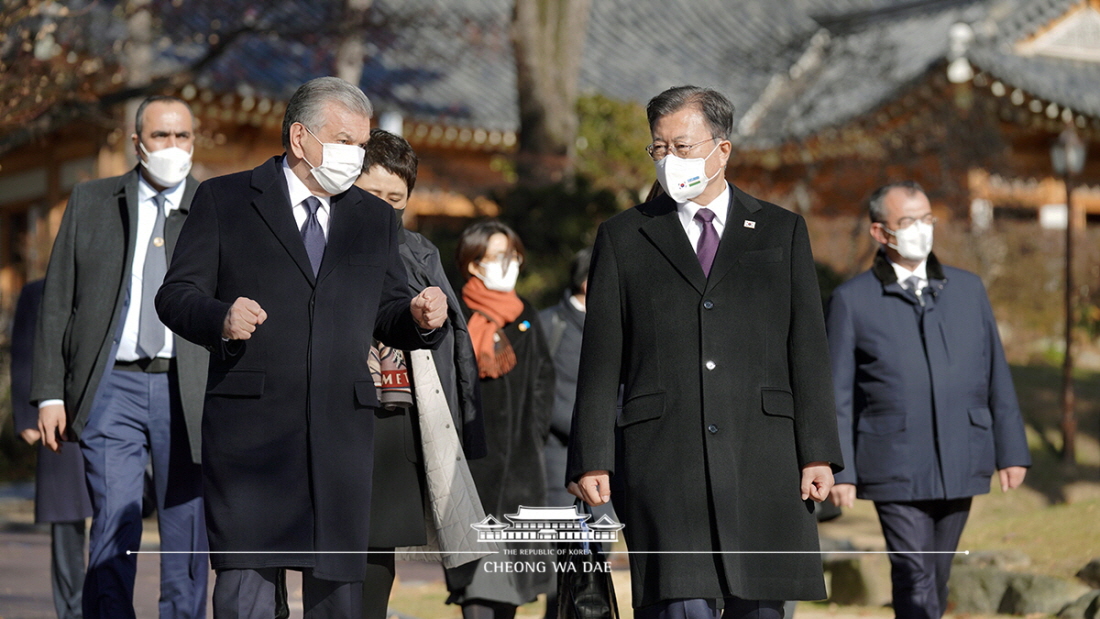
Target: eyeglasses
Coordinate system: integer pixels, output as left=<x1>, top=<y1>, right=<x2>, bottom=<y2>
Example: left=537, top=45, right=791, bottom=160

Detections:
left=887, top=214, right=937, bottom=230
left=645, top=138, right=716, bottom=161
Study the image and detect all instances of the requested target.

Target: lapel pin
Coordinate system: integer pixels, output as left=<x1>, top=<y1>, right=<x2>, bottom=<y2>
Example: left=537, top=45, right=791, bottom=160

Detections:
left=744, top=220, right=756, bottom=229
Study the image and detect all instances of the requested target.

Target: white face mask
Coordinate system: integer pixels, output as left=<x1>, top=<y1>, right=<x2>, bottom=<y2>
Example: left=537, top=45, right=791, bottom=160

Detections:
left=654, top=143, right=721, bottom=203
left=476, top=258, right=520, bottom=292
left=303, top=126, right=365, bottom=195
left=139, top=142, right=192, bottom=188
left=884, top=220, right=933, bottom=261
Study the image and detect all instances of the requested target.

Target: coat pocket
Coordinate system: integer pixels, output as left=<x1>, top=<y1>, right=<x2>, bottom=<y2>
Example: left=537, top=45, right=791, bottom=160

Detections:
left=855, top=413, right=908, bottom=484
left=206, top=370, right=265, bottom=397
left=968, top=406, right=992, bottom=429
left=739, top=246, right=783, bottom=264
left=856, top=413, right=907, bottom=435
left=355, top=380, right=381, bottom=409
left=761, top=389, right=794, bottom=418
left=968, top=406, right=995, bottom=477
left=617, top=391, right=665, bottom=427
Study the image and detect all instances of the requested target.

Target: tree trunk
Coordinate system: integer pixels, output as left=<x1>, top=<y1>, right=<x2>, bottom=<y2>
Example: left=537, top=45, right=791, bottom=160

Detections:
left=124, top=0, right=155, bottom=165
left=511, top=0, right=592, bottom=187
left=335, top=0, right=373, bottom=87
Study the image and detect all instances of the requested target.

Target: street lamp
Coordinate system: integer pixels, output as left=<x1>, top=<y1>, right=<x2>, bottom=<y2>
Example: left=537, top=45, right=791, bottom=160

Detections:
left=1051, top=125, right=1086, bottom=465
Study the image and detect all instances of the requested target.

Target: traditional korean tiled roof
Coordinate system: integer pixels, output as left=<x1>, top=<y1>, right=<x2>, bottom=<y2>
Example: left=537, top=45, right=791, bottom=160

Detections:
left=5, top=0, right=1094, bottom=152
left=156, top=0, right=879, bottom=132
left=967, top=0, right=1100, bottom=119
left=735, top=0, right=1100, bottom=147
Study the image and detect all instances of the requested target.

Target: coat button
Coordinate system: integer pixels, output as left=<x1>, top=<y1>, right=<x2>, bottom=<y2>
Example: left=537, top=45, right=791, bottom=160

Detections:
left=708, top=424, right=719, bottom=434
left=705, top=360, right=716, bottom=370
left=703, top=300, right=714, bottom=309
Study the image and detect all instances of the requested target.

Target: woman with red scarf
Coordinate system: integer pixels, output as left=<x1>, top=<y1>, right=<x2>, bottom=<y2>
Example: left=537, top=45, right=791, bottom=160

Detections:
left=446, top=221, right=556, bottom=619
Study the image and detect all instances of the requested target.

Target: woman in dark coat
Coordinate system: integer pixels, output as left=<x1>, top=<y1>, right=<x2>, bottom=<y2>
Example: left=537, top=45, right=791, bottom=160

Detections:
left=446, top=221, right=556, bottom=619
left=355, top=129, right=486, bottom=619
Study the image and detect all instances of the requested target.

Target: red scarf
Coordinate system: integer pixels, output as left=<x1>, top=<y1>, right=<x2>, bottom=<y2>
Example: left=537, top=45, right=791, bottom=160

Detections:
left=462, top=277, right=524, bottom=379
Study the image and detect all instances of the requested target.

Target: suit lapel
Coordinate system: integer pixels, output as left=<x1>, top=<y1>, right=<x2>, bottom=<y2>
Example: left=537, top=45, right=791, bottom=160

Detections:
left=164, top=175, right=198, bottom=261
left=705, top=186, right=763, bottom=291
left=105, top=170, right=140, bottom=333
left=250, top=157, right=318, bottom=285
left=121, top=170, right=141, bottom=273
left=317, top=189, right=366, bottom=284
left=639, top=196, right=707, bottom=295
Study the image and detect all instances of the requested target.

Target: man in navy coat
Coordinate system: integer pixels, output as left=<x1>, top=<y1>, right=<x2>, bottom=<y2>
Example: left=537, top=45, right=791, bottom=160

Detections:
left=826, top=181, right=1031, bottom=619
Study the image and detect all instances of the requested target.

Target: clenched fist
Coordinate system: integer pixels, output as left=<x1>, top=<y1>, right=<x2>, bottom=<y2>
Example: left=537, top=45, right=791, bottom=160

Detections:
left=223, top=297, right=267, bottom=340
left=410, top=287, right=447, bottom=330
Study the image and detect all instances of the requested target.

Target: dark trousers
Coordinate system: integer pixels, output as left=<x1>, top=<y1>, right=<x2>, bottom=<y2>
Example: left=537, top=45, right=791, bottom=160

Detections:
left=361, top=549, right=396, bottom=619
left=51, top=519, right=87, bottom=619
left=80, top=368, right=208, bottom=619
left=875, top=498, right=972, bottom=619
left=634, top=598, right=784, bottom=619
left=214, top=568, right=364, bottom=618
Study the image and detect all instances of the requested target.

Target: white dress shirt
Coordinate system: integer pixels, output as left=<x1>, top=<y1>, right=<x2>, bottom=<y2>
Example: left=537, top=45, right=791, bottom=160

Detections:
left=675, top=182, right=731, bottom=249
left=889, top=257, right=929, bottom=295
left=283, top=157, right=331, bottom=239
left=115, top=175, right=185, bottom=362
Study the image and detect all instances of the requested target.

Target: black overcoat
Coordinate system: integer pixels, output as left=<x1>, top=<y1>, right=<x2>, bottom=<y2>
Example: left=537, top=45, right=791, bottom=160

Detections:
left=538, top=294, right=585, bottom=508
left=156, top=156, right=439, bottom=581
left=11, top=280, right=92, bottom=523
left=566, top=186, right=843, bottom=607
left=30, top=169, right=208, bottom=463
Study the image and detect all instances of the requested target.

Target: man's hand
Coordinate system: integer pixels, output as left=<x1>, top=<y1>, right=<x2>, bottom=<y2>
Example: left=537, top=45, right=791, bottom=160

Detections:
left=801, top=462, right=834, bottom=502
left=37, top=403, right=68, bottom=453
left=570, top=470, right=611, bottom=507
left=19, top=428, right=42, bottom=446
left=410, top=287, right=447, bottom=330
left=998, top=466, right=1027, bottom=492
left=829, top=483, right=856, bottom=508
left=223, top=297, right=267, bottom=340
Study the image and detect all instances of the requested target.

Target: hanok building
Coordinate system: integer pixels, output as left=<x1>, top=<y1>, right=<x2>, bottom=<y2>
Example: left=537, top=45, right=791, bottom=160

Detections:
left=2, top=0, right=1097, bottom=327
left=0, top=0, right=910, bottom=324
left=730, top=0, right=1100, bottom=266
left=471, top=506, right=624, bottom=543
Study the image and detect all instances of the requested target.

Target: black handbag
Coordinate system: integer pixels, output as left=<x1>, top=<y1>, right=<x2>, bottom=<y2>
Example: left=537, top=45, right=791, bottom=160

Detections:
left=557, top=501, right=620, bottom=619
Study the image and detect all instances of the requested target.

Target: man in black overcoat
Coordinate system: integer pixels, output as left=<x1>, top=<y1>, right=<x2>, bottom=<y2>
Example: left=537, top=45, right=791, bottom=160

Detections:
left=567, top=86, right=843, bottom=619
left=156, top=77, right=447, bottom=617
left=32, top=96, right=210, bottom=619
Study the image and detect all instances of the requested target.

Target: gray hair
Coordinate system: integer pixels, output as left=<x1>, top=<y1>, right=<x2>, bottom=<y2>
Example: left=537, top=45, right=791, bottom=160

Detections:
left=868, top=181, right=925, bottom=223
left=282, top=77, right=373, bottom=150
left=646, top=86, right=734, bottom=140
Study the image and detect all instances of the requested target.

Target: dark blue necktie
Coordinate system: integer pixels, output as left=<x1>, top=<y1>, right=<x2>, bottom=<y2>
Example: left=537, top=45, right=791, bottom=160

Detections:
left=138, top=192, right=167, bottom=358
left=301, top=196, right=325, bottom=276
